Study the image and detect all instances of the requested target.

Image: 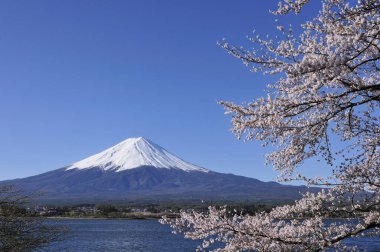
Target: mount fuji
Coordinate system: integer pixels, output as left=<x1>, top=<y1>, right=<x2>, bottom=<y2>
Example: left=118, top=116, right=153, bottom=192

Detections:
left=2, top=137, right=316, bottom=204
left=66, top=137, right=208, bottom=173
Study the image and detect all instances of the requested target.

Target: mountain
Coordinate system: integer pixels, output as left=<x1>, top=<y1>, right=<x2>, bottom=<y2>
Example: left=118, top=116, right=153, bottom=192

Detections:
left=1, top=137, right=317, bottom=204
left=66, top=137, right=208, bottom=173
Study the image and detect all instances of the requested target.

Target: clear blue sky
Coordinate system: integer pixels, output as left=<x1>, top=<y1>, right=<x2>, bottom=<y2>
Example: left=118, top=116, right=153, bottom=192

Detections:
left=0, top=0, right=326, bottom=182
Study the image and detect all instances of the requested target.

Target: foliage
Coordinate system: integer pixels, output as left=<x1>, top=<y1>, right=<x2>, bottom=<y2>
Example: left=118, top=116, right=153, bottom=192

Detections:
left=162, top=0, right=380, bottom=250
left=96, top=204, right=119, bottom=215
left=0, top=185, right=65, bottom=252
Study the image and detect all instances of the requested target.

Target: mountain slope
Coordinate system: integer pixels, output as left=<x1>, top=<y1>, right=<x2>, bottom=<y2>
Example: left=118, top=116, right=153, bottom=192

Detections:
left=2, top=137, right=317, bottom=204
left=67, top=137, right=208, bottom=172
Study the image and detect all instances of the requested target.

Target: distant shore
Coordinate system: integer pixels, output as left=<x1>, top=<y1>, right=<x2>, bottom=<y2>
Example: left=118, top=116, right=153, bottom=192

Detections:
left=44, top=212, right=178, bottom=220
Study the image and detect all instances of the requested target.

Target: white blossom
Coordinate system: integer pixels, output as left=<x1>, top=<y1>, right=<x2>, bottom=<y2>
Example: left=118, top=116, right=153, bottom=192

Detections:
left=162, top=0, right=380, bottom=251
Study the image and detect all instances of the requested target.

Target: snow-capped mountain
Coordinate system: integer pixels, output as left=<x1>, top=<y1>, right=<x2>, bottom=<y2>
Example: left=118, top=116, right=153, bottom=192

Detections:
left=1, top=137, right=319, bottom=204
left=66, top=137, right=208, bottom=173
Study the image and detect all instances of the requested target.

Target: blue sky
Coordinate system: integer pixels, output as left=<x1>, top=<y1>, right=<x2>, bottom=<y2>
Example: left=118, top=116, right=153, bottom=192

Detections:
left=0, top=0, right=326, bottom=182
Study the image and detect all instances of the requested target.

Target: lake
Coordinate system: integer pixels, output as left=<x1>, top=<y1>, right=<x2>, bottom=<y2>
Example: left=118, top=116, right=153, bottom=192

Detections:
left=39, top=219, right=204, bottom=251
left=39, top=219, right=380, bottom=251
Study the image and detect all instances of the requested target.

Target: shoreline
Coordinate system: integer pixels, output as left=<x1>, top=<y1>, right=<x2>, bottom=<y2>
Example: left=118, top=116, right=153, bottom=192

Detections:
left=44, top=213, right=179, bottom=220
left=45, top=216, right=161, bottom=220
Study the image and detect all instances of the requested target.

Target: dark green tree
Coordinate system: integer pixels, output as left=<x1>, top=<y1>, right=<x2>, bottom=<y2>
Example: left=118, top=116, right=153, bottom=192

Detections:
left=0, top=185, right=65, bottom=251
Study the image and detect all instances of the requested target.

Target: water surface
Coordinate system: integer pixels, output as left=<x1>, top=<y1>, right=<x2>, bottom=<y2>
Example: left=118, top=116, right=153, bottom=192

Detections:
left=40, top=219, right=380, bottom=251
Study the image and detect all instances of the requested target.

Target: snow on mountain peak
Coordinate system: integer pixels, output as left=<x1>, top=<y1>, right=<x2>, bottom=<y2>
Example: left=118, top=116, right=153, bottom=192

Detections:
left=66, top=137, right=208, bottom=173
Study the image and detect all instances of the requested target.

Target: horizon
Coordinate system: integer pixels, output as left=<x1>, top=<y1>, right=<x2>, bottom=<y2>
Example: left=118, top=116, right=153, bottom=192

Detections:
left=0, top=0, right=328, bottom=183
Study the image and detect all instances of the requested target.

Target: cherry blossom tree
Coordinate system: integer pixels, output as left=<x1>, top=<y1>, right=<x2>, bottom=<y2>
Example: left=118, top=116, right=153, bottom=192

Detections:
left=161, top=0, right=380, bottom=250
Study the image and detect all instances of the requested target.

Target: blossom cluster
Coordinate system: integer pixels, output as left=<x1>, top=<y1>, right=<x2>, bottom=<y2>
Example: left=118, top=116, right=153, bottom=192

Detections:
left=162, top=0, right=380, bottom=250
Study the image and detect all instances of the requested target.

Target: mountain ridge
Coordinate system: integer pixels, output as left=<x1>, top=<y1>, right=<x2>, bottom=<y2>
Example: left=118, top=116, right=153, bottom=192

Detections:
left=1, top=137, right=319, bottom=204
left=66, top=137, right=208, bottom=173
